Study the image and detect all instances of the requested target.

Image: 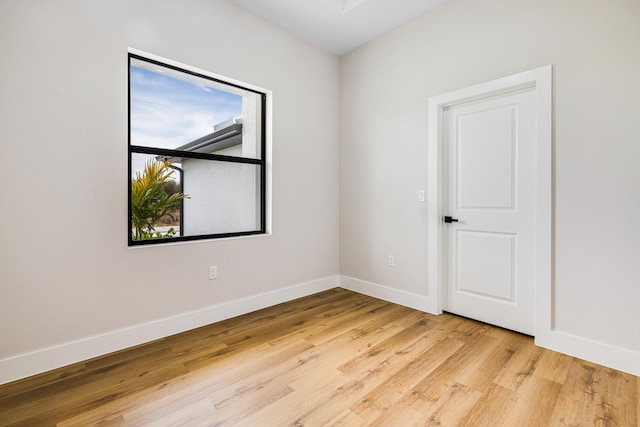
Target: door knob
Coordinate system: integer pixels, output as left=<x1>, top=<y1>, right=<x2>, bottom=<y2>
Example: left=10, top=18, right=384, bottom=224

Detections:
left=444, top=216, right=459, bottom=223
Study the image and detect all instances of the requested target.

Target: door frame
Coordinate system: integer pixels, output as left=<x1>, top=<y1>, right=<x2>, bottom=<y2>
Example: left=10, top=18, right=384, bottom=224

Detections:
left=427, top=65, right=553, bottom=338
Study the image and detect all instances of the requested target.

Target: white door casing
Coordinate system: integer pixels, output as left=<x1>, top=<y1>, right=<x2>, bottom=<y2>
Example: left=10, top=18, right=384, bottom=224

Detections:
left=444, top=88, right=536, bottom=335
left=427, top=65, right=553, bottom=338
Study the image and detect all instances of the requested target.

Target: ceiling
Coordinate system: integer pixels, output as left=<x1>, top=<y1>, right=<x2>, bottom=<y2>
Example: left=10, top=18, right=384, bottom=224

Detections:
left=225, top=0, right=449, bottom=56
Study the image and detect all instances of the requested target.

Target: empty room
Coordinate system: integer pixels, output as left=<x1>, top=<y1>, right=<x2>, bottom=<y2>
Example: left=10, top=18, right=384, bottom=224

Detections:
left=0, top=0, right=638, bottom=425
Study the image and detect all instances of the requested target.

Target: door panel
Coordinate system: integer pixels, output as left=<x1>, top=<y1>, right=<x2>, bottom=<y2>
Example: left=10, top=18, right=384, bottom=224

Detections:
left=456, top=230, right=515, bottom=302
left=457, top=105, right=516, bottom=210
left=444, top=88, right=536, bottom=335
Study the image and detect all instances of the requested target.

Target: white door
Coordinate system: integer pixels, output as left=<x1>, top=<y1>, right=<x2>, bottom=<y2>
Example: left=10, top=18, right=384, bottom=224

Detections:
left=443, top=87, right=536, bottom=335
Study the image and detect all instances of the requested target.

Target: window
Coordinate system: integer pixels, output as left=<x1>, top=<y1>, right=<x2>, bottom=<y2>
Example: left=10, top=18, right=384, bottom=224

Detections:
left=128, top=53, right=267, bottom=246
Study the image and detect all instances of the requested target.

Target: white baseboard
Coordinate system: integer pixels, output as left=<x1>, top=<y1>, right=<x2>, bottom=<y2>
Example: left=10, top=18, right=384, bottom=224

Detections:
left=339, top=275, right=438, bottom=315
left=0, top=275, right=339, bottom=385
left=536, top=330, right=640, bottom=377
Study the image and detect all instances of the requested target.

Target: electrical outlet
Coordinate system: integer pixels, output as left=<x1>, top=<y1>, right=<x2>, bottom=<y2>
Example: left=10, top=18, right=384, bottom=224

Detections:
left=387, top=255, right=395, bottom=267
left=209, top=265, right=218, bottom=280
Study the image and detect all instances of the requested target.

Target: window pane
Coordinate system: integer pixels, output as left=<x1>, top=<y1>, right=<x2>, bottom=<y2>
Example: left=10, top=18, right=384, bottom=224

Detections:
left=180, top=158, right=262, bottom=236
left=130, top=153, right=185, bottom=241
left=130, top=57, right=262, bottom=160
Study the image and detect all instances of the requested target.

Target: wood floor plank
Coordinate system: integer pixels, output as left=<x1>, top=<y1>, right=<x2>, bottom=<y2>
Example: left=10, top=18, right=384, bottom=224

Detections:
left=380, top=381, right=482, bottom=427
left=366, top=406, right=426, bottom=426
left=246, top=321, right=425, bottom=425
left=0, top=347, right=189, bottom=426
left=0, top=288, right=637, bottom=427
left=404, top=331, right=498, bottom=395
left=323, top=408, right=365, bottom=426
left=601, top=366, right=638, bottom=426
left=452, top=340, right=514, bottom=392
left=208, top=382, right=294, bottom=426
left=548, top=359, right=637, bottom=427
left=0, top=362, right=88, bottom=402
left=501, top=375, right=562, bottom=426
left=235, top=367, right=347, bottom=426
left=457, top=382, right=518, bottom=426
left=266, top=296, right=389, bottom=348
left=126, top=397, right=215, bottom=427
left=281, top=352, right=404, bottom=426
left=493, top=333, right=545, bottom=392
left=353, top=336, right=466, bottom=422
left=533, top=345, right=573, bottom=385
left=336, top=315, right=439, bottom=377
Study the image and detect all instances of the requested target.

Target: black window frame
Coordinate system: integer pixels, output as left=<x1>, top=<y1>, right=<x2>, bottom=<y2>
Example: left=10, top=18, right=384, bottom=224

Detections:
left=128, top=53, right=267, bottom=246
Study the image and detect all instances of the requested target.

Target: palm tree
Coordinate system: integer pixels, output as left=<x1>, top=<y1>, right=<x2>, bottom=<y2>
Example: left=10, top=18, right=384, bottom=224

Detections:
left=131, top=159, right=188, bottom=240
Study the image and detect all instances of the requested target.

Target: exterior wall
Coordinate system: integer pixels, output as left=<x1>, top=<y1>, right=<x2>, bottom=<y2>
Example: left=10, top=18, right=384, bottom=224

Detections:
left=182, top=158, right=260, bottom=235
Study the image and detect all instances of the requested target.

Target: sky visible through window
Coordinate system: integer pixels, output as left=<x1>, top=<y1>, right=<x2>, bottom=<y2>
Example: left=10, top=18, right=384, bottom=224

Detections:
left=129, top=65, right=243, bottom=177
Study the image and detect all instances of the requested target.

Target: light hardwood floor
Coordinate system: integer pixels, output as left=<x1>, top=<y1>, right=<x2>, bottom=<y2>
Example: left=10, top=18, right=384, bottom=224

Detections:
left=0, top=288, right=637, bottom=426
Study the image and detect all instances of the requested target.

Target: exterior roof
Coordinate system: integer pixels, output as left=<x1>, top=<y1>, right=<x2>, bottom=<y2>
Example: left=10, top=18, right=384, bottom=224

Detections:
left=176, top=118, right=243, bottom=155
left=160, top=118, right=243, bottom=164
